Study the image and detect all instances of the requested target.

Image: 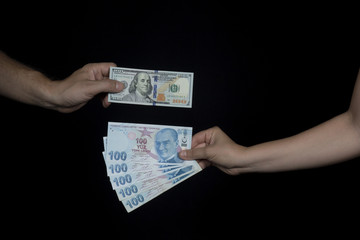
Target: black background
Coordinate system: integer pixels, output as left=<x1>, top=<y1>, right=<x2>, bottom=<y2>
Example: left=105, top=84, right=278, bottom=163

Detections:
left=1, top=1, right=359, bottom=238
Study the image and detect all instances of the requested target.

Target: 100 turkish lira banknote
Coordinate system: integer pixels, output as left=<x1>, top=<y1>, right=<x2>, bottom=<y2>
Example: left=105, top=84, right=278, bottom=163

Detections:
left=102, top=122, right=201, bottom=212
left=108, top=67, right=193, bottom=108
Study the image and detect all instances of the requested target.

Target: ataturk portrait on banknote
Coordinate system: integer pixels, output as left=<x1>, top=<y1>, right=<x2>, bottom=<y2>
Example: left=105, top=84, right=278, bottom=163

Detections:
left=155, top=128, right=184, bottom=164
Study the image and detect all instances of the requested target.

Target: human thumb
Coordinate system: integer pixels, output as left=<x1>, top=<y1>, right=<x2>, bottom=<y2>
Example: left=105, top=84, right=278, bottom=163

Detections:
left=89, top=79, right=124, bottom=95
left=104, top=79, right=124, bottom=93
left=179, top=147, right=210, bottom=161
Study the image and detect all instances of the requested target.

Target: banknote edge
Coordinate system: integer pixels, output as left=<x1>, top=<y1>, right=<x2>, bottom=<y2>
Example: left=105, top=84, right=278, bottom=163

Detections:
left=122, top=169, right=201, bottom=212
left=108, top=66, right=193, bottom=108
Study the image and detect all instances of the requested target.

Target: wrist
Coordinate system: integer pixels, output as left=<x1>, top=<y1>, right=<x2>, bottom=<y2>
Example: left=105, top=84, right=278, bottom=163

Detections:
left=215, top=144, right=258, bottom=175
left=232, top=144, right=270, bottom=173
left=29, top=70, right=59, bottom=110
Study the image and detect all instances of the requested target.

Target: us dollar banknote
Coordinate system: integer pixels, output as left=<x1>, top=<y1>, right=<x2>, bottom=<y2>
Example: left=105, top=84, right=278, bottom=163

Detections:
left=108, top=67, right=193, bottom=108
left=103, top=122, right=201, bottom=212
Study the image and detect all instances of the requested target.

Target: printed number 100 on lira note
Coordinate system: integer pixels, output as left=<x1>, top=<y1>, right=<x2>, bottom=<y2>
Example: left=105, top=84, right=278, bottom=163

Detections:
left=108, top=67, right=193, bottom=108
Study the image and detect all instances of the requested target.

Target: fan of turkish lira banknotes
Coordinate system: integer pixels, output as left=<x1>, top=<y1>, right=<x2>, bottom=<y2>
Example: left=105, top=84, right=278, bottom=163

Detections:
left=102, top=122, right=202, bottom=212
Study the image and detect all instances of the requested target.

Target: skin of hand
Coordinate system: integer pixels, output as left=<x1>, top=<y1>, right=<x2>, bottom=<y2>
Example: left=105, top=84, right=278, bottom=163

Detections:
left=0, top=51, right=124, bottom=113
left=46, top=63, right=124, bottom=113
left=180, top=69, right=360, bottom=175
left=179, top=126, right=249, bottom=175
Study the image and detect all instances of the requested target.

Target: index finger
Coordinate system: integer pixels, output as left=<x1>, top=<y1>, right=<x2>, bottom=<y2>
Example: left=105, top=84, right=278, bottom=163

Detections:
left=86, top=62, right=117, bottom=80
left=98, top=62, right=117, bottom=77
left=191, top=127, right=217, bottom=148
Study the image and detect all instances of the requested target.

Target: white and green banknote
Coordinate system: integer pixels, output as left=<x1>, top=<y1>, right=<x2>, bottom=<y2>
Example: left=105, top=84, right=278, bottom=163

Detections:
left=108, top=67, right=193, bottom=108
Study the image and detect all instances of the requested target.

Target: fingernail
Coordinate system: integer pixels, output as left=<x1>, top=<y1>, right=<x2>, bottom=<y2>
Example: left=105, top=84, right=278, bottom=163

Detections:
left=179, top=150, right=186, bottom=158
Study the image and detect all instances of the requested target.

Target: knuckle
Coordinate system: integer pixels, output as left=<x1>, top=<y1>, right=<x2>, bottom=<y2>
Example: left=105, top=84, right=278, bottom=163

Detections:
left=203, top=147, right=211, bottom=158
left=212, top=126, right=221, bottom=131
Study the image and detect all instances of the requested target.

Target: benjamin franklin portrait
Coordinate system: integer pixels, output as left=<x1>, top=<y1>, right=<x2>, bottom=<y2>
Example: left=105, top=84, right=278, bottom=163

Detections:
left=122, top=72, right=154, bottom=103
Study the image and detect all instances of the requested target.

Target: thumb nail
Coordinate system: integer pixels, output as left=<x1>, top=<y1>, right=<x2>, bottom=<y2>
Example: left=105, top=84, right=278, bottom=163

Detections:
left=179, top=150, right=187, bottom=158
left=115, top=82, right=121, bottom=90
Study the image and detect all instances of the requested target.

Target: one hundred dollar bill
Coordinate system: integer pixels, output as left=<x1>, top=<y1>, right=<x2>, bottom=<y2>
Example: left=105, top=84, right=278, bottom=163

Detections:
left=103, top=122, right=202, bottom=212
left=108, top=67, right=193, bottom=108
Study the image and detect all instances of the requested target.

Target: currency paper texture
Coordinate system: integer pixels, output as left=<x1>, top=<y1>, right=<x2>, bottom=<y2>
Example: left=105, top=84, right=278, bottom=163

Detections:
left=103, top=122, right=201, bottom=212
left=108, top=67, right=193, bottom=108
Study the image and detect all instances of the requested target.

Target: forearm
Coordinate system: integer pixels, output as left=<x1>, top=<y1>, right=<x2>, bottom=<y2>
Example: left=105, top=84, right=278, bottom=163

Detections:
left=180, top=69, right=360, bottom=175
left=244, top=111, right=360, bottom=172
left=0, top=51, right=53, bottom=108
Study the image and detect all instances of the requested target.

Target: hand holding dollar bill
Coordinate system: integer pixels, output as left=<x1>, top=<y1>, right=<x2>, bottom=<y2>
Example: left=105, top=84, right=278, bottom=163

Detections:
left=102, top=122, right=201, bottom=212
left=108, top=67, right=194, bottom=108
